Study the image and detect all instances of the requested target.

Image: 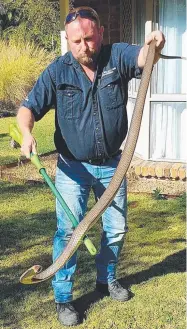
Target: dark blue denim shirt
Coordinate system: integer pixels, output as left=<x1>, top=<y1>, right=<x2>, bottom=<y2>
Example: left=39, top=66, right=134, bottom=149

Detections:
left=22, top=43, right=143, bottom=161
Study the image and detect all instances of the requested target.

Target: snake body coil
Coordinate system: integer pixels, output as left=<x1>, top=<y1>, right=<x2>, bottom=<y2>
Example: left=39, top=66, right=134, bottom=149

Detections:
left=20, top=41, right=183, bottom=284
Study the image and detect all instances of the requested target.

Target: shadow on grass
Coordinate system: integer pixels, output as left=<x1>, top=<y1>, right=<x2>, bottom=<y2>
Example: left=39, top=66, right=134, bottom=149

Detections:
left=0, top=213, right=99, bottom=327
left=0, top=155, right=19, bottom=166
left=1, top=245, right=185, bottom=326
left=1, top=281, right=53, bottom=328
left=120, top=248, right=186, bottom=285
left=1, top=249, right=185, bottom=326
left=73, top=248, right=186, bottom=322
left=1, top=182, right=56, bottom=325
left=0, top=209, right=55, bottom=253
left=0, top=133, right=9, bottom=138
left=0, top=181, right=46, bottom=201
left=0, top=207, right=56, bottom=318
left=1, top=181, right=185, bottom=326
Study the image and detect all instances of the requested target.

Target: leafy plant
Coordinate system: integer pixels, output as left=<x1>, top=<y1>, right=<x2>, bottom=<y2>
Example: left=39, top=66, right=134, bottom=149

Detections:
left=1, top=0, right=61, bottom=52
left=152, top=187, right=166, bottom=200
left=177, top=192, right=186, bottom=209
left=0, top=40, right=55, bottom=107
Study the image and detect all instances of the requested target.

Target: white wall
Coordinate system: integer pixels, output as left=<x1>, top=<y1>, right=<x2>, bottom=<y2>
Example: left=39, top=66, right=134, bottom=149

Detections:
left=59, top=0, right=69, bottom=55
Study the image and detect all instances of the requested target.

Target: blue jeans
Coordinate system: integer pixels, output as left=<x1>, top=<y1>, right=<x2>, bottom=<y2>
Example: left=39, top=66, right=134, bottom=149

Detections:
left=52, top=155, right=127, bottom=303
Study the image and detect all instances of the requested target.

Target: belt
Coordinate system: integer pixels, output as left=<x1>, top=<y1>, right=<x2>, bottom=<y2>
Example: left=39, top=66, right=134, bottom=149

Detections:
left=59, top=154, right=107, bottom=165
left=86, top=158, right=108, bottom=165
left=60, top=151, right=121, bottom=165
left=83, top=150, right=121, bottom=165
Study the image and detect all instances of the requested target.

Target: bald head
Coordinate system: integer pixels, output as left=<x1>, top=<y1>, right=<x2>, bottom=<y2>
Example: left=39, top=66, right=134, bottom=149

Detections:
left=65, top=16, right=96, bottom=35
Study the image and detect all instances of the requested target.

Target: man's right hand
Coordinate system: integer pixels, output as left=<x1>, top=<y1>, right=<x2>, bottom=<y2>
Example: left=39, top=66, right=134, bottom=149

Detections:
left=21, top=132, right=37, bottom=159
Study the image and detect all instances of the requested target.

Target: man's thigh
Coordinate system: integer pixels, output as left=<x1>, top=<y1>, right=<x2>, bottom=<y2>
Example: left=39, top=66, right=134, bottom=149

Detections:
left=55, top=156, right=92, bottom=231
left=92, top=155, right=128, bottom=236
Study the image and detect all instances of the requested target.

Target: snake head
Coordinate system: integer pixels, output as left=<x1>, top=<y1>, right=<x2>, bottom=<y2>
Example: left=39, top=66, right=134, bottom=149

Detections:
left=20, top=265, right=43, bottom=284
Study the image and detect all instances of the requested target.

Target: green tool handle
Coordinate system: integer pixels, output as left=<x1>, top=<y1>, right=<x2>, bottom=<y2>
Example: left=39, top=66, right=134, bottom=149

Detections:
left=9, top=124, right=97, bottom=255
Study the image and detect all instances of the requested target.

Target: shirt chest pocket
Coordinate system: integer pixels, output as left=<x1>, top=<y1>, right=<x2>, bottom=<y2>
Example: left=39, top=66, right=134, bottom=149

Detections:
left=100, top=71, right=124, bottom=111
left=57, top=85, right=83, bottom=119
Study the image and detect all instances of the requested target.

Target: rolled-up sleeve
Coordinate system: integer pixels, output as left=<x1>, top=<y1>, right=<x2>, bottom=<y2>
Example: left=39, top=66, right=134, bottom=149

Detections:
left=21, top=65, right=56, bottom=121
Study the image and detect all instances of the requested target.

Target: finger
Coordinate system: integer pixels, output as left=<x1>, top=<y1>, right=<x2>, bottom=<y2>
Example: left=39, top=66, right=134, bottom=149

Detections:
left=155, top=36, right=163, bottom=46
left=154, top=32, right=165, bottom=48
left=21, top=148, right=31, bottom=159
left=146, top=32, right=165, bottom=48
left=21, top=144, right=31, bottom=159
left=145, top=35, right=153, bottom=45
left=156, top=38, right=165, bottom=49
left=25, top=152, right=31, bottom=159
left=32, top=142, right=37, bottom=155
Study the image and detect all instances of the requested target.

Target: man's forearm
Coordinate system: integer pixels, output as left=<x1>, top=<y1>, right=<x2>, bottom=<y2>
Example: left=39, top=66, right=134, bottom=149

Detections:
left=138, top=44, right=160, bottom=68
left=16, top=106, right=37, bottom=157
left=17, top=106, right=35, bottom=136
left=138, top=45, right=149, bottom=68
left=138, top=30, right=165, bottom=68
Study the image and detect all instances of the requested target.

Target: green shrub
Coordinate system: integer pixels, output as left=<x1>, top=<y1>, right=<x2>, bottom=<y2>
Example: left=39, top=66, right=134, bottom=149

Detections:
left=0, top=40, right=55, bottom=108
left=178, top=192, right=186, bottom=210
left=1, top=0, right=61, bottom=52
left=152, top=187, right=166, bottom=200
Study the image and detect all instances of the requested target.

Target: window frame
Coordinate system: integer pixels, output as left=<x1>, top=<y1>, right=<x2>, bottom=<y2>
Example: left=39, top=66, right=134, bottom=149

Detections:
left=128, top=0, right=186, bottom=162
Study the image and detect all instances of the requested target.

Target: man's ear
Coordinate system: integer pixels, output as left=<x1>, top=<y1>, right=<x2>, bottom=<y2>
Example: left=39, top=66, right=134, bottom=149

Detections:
left=99, top=26, right=104, bottom=39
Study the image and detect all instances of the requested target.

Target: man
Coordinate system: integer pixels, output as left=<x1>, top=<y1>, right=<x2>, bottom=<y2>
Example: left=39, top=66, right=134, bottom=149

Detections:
left=17, top=6, right=165, bottom=326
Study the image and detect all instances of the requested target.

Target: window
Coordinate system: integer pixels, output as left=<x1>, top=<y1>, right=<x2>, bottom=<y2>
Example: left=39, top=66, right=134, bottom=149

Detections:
left=152, top=0, right=186, bottom=94
left=134, top=0, right=146, bottom=45
left=132, top=0, right=146, bottom=94
left=124, top=0, right=186, bottom=162
left=150, top=102, right=187, bottom=161
left=149, top=0, right=187, bottom=161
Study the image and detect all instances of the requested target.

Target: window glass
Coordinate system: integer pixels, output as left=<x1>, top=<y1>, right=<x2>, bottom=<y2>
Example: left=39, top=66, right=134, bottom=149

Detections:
left=134, top=0, right=146, bottom=45
left=132, top=0, right=146, bottom=93
left=152, top=0, right=186, bottom=94
left=150, top=102, right=187, bottom=161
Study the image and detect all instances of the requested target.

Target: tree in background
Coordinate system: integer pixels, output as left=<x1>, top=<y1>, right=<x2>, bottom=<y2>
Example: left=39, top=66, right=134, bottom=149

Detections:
left=0, top=0, right=61, bottom=52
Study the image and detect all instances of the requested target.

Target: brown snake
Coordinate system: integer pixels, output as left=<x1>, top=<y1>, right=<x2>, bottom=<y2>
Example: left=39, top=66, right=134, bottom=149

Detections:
left=20, top=41, right=186, bottom=284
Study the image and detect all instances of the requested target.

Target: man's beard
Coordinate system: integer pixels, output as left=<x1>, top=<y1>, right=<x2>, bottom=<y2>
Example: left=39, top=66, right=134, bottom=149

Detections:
left=77, top=50, right=98, bottom=66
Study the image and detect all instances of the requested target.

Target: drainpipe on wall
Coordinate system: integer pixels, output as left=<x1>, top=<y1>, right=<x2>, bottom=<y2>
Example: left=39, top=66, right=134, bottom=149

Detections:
left=59, top=0, right=69, bottom=55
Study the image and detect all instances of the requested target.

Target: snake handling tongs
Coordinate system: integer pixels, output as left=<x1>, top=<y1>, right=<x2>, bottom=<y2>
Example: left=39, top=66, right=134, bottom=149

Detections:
left=9, top=124, right=97, bottom=267
left=9, top=44, right=186, bottom=285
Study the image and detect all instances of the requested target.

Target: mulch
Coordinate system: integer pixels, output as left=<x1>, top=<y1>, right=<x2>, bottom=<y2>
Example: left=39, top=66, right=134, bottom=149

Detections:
left=0, top=151, right=58, bottom=183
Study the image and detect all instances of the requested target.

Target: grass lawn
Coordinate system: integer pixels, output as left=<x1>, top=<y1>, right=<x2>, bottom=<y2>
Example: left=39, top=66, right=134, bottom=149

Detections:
left=0, top=110, right=55, bottom=166
left=0, top=179, right=186, bottom=329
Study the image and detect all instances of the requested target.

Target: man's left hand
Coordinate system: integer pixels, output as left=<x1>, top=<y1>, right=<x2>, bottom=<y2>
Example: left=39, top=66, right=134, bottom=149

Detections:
left=145, top=30, right=165, bottom=52
left=138, top=30, right=166, bottom=67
